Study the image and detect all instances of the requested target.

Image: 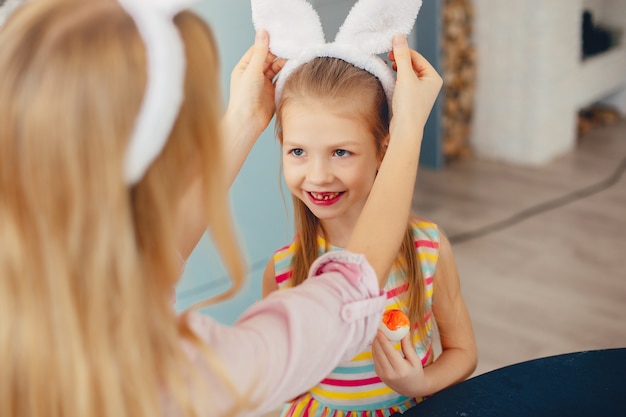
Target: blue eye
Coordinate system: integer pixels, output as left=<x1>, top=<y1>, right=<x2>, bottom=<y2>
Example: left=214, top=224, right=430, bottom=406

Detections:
left=289, top=148, right=305, bottom=157
left=334, top=149, right=351, bottom=157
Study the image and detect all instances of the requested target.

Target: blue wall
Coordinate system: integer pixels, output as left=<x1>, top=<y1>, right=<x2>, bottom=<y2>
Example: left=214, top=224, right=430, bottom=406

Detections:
left=175, top=2, right=293, bottom=324
left=414, top=0, right=443, bottom=169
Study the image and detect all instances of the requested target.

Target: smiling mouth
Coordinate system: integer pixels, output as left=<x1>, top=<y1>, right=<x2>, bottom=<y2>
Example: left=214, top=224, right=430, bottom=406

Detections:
left=307, top=191, right=345, bottom=206
left=309, top=191, right=342, bottom=201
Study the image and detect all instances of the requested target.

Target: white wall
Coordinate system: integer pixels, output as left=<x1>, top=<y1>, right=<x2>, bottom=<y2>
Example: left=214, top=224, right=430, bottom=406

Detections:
left=175, top=2, right=293, bottom=324
left=471, top=0, right=626, bottom=165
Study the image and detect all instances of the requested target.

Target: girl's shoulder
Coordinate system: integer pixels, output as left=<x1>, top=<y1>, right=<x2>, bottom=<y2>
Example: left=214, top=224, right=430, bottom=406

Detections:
left=409, top=216, right=440, bottom=245
left=274, top=240, right=296, bottom=257
left=273, top=238, right=297, bottom=268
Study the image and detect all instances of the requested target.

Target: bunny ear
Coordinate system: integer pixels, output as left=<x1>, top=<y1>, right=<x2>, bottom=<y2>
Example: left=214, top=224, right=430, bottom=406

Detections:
left=335, top=0, right=422, bottom=55
left=251, top=0, right=325, bottom=59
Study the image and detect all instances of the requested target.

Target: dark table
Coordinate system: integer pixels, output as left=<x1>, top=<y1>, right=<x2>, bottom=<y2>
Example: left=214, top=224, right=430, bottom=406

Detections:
left=397, top=348, right=626, bottom=417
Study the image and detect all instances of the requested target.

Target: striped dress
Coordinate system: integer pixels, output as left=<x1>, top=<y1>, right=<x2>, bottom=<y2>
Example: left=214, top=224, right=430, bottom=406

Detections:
left=272, top=218, right=440, bottom=417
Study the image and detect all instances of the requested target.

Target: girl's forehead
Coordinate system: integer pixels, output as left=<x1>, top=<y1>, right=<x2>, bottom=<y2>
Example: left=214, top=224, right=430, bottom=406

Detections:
left=281, top=103, right=375, bottom=147
left=282, top=98, right=365, bottom=124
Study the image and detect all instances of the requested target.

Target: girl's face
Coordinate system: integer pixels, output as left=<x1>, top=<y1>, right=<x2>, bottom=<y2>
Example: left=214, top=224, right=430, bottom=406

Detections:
left=281, top=99, right=383, bottom=229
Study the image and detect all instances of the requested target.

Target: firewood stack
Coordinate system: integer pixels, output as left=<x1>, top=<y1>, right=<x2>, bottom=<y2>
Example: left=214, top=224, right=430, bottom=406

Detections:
left=441, top=0, right=476, bottom=161
left=577, top=104, right=622, bottom=136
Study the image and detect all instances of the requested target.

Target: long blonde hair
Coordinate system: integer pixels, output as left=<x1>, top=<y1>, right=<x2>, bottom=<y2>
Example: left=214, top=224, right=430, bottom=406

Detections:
left=275, top=57, right=427, bottom=338
left=0, top=0, right=244, bottom=416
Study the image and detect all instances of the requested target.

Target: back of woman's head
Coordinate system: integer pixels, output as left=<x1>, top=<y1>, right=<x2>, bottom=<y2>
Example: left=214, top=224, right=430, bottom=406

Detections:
left=0, top=0, right=229, bottom=415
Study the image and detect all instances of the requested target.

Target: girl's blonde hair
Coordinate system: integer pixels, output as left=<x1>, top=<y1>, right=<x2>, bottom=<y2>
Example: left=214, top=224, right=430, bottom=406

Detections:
left=0, top=0, right=244, bottom=415
left=275, top=57, right=427, bottom=339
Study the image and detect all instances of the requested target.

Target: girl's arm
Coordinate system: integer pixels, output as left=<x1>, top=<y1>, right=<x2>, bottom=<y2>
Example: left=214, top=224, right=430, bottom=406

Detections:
left=420, top=231, right=477, bottom=393
left=371, top=232, right=477, bottom=397
left=261, top=259, right=279, bottom=298
left=343, top=36, right=442, bottom=287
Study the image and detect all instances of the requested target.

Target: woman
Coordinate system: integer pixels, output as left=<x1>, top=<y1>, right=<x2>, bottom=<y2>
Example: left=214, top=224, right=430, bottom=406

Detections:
left=0, top=0, right=442, bottom=416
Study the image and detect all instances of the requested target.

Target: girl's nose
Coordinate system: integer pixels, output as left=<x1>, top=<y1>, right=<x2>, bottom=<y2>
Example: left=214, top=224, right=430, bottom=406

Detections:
left=307, top=159, right=333, bottom=185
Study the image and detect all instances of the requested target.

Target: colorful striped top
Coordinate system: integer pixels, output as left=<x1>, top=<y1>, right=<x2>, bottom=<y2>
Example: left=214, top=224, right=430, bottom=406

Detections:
left=272, top=218, right=440, bottom=417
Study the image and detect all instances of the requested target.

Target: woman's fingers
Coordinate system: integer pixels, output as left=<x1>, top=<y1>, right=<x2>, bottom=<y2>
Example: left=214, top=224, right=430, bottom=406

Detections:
left=233, top=31, right=272, bottom=75
left=248, top=30, right=271, bottom=73
left=265, top=57, right=286, bottom=80
left=238, top=30, right=284, bottom=82
left=410, top=51, right=441, bottom=82
left=389, top=37, right=441, bottom=83
left=391, top=35, right=413, bottom=80
left=234, top=45, right=255, bottom=72
left=388, top=34, right=443, bottom=130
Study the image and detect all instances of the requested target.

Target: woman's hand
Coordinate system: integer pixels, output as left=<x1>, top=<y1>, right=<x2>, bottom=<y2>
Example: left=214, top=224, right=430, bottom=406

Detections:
left=222, top=30, right=286, bottom=187
left=388, top=35, right=443, bottom=135
left=226, top=30, right=286, bottom=137
left=346, top=37, right=441, bottom=285
left=371, top=330, right=429, bottom=398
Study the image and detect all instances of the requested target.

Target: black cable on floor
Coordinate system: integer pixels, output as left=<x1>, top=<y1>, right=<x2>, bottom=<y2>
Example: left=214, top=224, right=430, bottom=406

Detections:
left=448, top=156, right=626, bottom=245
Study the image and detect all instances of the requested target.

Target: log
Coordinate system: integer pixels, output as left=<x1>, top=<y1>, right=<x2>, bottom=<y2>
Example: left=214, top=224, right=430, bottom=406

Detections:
left=441, top=0, right=475, bottom=162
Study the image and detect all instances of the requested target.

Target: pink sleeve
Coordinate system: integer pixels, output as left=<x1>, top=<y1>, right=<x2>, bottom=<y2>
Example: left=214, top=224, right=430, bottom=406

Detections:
left=183, top=250, right=386, bottom=417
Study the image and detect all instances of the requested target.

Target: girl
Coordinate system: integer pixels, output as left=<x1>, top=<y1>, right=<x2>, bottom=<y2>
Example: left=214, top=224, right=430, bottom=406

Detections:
left=0, top=0, right=441, bottom=416
left=263, top=56, right=477, bottom=416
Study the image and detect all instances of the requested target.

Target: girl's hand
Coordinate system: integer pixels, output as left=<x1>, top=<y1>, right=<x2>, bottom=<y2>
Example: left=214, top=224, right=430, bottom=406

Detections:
left=388, top=35, right=443, bottom=135
left=372, top=330, right=429, bottom=398
left=226, top=30, right=286, bottom=137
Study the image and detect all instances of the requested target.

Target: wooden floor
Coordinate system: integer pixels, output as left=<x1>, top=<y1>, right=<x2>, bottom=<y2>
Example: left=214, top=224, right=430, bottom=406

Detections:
left=412, top=119, right=626, bottom=376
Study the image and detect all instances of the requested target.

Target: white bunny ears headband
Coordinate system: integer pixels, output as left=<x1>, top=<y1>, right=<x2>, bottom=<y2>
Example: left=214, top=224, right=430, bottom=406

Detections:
left=251, top=0, right=423, bottom=107
left=118, top=0, right=196, bottom=184
left=0, top=0, right=195, bottom=185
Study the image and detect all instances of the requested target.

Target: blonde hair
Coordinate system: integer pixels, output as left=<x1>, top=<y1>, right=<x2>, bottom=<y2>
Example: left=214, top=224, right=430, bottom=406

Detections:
left=0, top=0, right=244, bottom=416
left=275, top=57, right=427, bottom=339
